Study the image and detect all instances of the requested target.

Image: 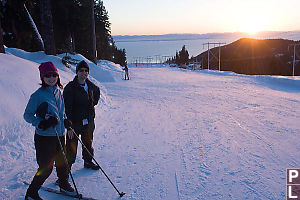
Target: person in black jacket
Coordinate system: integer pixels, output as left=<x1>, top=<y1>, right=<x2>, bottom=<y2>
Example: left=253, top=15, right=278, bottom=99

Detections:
left=123, top=65, right=129, bottom=80
left=63, top=60, right=100, bottom=170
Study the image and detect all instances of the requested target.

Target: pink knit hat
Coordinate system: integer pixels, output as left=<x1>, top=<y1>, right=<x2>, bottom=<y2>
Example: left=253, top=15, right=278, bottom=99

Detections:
left=39, top=62, right=59, bottom=79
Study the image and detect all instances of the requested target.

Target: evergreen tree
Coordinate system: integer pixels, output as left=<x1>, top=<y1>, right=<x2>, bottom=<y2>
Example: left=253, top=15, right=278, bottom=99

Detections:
left=179, top=45, right=189, bottom=65
left=23, top=1, right=44, bottom=51
left=71, top=0, right=97, bottom=63
left=1, top=0, right=43, bottom=51
left=94, top=0, right=126, bottom=65
left=39, top=0, right=55, bottom=55
left=51, top=0, right=75, bottom=53
left=113, top=47, right=127, bottom=67
left=0, top=19, right=5, bottom=53
left=0, top=2, right=4, bottom=53
left=175, top=51, right=179, bottom=65
left=169, top=45, right=190, bottom=66
left=89, top=0, right=97, bottom=63
left=94, top=0, right=111, bottom=60
left=1, top=0, right=126, bottom=64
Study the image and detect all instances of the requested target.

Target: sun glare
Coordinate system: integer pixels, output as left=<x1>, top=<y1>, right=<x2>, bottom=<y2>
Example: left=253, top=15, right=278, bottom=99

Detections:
left=242, top=22, right=260, bottom=35
left=231, top=1, right=269, bottom=35
left=237, top=15, right=266, bottom=35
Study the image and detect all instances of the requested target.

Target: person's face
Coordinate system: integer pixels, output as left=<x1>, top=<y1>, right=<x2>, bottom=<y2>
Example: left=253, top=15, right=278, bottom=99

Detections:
left=77, top=68, right=89, bottom=81
left=43, top=73, right=58, bottom=86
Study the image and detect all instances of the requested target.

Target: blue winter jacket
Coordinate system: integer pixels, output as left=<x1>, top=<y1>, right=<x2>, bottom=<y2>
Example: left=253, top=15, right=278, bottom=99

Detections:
left=24, top=86, right=66, bottom=136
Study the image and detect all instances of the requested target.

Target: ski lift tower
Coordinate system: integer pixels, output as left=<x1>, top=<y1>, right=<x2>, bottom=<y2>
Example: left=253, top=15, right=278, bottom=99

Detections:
left=203, top=42, right=226, bottom=71
left=146, top=56, right=153, bottom=66
left=288, top=43, right=300, bottom=76
left=154, top=55, right=161, bottom=64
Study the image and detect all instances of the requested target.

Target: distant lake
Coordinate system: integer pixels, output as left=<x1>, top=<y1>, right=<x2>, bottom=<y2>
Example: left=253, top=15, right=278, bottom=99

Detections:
left=113, top=31, right=300, bottom=63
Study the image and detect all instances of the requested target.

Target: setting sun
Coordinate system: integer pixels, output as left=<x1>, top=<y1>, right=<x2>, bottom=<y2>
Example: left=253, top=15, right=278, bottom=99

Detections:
left=230, top=1, right=270, bottom=34
left=239, top=16, right=265, bottom=34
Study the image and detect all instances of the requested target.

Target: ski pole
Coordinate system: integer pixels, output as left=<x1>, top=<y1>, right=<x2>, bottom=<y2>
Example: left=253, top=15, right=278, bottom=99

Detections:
left=55, top=128, right=82, bottom=200
left=70, top=128, right=126, bottom=197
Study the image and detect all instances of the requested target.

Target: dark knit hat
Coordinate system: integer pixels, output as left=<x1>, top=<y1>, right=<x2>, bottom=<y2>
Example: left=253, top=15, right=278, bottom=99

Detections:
left=76, top=60, right=89, bottom=73
left=39, top=62, right=59, bottom=79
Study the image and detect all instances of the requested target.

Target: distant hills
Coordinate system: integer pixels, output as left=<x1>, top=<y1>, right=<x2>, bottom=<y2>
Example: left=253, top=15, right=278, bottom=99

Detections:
left=112, top=31, right=300, bottom=75
left=195, top=38, right=300, bottom=75
left=113, top=31, right=300, bottom=43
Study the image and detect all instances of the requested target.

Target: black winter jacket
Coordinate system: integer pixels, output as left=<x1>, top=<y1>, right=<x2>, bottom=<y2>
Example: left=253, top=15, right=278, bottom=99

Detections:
left=63, top=76, right=100, bottom=125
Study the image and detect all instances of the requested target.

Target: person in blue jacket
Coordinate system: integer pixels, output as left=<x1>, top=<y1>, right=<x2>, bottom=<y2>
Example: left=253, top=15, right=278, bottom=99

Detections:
left=24, top=62, right=75, bottom=200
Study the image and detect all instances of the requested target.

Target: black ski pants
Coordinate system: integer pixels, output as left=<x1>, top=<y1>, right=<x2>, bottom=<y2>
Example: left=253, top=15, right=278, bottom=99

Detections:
left=28, top=134, right=69, bottom=193
left=66, top=120, right=95, bottom=165
left=124, top=70, right=129, bottom=80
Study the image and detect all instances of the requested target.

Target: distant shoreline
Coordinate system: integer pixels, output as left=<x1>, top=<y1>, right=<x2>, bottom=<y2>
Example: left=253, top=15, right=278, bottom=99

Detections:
left=113, top=31, right=300, bottom=41
left=113, top=31, right=300, bottom=63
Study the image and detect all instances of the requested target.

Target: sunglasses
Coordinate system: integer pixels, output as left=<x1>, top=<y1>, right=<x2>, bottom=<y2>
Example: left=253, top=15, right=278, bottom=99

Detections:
left=44, top=74, right=58, bottom=78
left=79, top=69, right=89, bottom=73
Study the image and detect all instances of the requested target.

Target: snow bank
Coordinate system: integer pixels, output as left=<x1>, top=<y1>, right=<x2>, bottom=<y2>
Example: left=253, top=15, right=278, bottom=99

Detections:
left=5, top=48, right=120, bottom=84
left=0, top=48, right=122, bottom=144
left=0, top=53, right=39, bottom=126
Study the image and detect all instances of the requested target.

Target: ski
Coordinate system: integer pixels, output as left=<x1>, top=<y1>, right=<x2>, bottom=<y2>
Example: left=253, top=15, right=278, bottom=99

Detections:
left=23, top=181, right=99, bottom=200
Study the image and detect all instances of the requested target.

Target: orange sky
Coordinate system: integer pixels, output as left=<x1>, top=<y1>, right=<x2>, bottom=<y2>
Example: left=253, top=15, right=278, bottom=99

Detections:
left=104, top=0, right=300, bottom=35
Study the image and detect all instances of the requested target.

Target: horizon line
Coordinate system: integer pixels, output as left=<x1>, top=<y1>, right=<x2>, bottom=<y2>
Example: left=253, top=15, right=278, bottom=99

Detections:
left=112, top=30, right=300, bottom=37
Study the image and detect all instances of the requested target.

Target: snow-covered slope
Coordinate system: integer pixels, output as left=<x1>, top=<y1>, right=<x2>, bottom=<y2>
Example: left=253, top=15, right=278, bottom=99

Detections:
left=0, top=49, right=300, bottom=200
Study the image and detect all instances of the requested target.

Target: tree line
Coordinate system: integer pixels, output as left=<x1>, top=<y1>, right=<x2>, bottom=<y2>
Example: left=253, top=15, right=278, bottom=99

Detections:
left=167, top=45, right=189, bottom=66
left=0, top=0, right=127, bottom=66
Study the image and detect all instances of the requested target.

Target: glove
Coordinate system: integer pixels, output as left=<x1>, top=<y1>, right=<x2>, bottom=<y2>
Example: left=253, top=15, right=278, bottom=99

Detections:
left=64, top=119, right=72, bottom=130
left=35, top=102, right=48, bottom=119
left=38, top=116, right=59, bottom=131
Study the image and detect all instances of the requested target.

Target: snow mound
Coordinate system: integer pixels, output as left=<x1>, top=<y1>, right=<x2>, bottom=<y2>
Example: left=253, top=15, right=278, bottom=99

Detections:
left=0, top=48, right=125, bottom=128
left=0, top=53, right=39, bottom=126
left=5, top=48, right=120, bottom=83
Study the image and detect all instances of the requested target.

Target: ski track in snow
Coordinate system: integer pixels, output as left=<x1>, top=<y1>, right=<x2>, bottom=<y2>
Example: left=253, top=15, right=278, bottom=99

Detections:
left=95, top=67, right=300, bottom=200
left=1, top=64, right=300, bottom=199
